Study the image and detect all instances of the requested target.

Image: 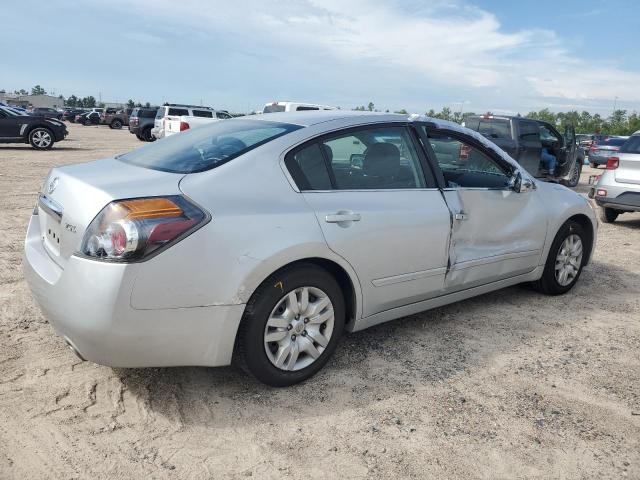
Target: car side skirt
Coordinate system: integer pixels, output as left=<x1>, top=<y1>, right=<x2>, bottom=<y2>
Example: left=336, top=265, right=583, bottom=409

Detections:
left=352, top=266, right=543, bottom=332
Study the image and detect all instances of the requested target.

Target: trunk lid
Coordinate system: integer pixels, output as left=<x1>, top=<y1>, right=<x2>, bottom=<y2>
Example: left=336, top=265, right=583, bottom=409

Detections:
left=38, top=157, right=185, bottom=268
left=615, top=152, right=640, bottom=185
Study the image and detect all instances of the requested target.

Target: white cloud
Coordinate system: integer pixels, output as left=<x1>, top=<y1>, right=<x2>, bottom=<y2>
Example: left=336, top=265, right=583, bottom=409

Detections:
left=92, top=0, right=640, bottom=112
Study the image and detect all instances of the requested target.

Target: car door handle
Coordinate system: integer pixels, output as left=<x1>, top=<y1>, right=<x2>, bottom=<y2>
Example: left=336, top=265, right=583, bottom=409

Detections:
left=325, top=213, right=361, bottom=223
left=454, top=212, right=468, bottom=221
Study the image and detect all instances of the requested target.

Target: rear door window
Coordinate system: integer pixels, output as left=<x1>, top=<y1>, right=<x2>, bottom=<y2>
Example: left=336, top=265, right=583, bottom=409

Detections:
left=286, top=126, right=429, bottom=190
left=296, top=106, right=320, bottom=111
left=168, top=108, right=189, bottom=116
left=216, top=112, right=232, bottom=119
left=192, top=110, right=213, bottom=118
left=477, top=119, right=511, bottom=140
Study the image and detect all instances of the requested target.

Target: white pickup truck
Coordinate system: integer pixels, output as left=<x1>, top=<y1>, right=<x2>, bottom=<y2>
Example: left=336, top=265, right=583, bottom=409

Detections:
left=153, top=104, right=232, bottom=139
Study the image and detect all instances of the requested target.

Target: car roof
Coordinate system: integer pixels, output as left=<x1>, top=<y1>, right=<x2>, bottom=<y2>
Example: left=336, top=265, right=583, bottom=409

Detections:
left=250, top=110, right=408, bottom=127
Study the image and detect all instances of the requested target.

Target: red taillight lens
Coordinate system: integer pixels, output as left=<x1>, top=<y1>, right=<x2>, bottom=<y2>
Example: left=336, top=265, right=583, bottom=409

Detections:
left=80, top=196, right=208, bottom=262
left=180, top=121, right=190, bottom=131
left=596, top=188, right=607, bottom=197
left=606, top=157, right=619, bottom=170
left=589, top=145, right=597, bottom=152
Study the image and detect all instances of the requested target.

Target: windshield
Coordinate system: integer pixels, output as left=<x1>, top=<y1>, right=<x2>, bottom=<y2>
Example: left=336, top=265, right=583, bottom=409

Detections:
left=118, top=119, right=302, bottom=173
left=0, top=106, right=27, bottom=116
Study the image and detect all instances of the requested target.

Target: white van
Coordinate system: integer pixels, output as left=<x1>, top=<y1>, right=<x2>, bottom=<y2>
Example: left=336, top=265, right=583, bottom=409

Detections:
left=152, top=104, right=231, bottom=139
left=262, top=101, right=337, bottom=114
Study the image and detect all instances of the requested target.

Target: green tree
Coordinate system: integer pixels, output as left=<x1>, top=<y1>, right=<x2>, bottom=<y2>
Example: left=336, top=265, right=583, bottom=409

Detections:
left=367, top=102, right=375, bottom=112
left=31, top=85, right=47, bottom=95
left=126, top=99, right=135, bottom=109
left=394, top=108, right=408, bottom=114
left=14, top=89, right=28, bottom=95
left=144, top=102, right=151, bottom=108
left=65, top=95, right=78, bottom=107
left=81, top=96, right=96, bottom=108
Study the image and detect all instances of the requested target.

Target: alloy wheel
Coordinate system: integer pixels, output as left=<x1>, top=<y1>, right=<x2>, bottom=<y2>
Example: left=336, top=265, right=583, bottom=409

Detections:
left=555, top=234, right=583, bottom=286
left=264, top=286, right=335, bottom=372
left=32, top=130, right=52, bottom=148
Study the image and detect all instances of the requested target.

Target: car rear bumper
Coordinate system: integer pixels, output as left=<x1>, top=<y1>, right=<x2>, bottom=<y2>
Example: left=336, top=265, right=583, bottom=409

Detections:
left=23, top=214, right=244, bottom=368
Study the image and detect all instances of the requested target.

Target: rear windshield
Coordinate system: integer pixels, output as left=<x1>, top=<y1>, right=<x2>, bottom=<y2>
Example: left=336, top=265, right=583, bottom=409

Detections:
left=118, top=119, right=302, bottom=173
left=141, top=108, right=159, bottom=118
left=601, top=137, right=627, bottom=147
left=264, top=104, right=286, bottom=113
left=620, top=136, right=640, bottom=154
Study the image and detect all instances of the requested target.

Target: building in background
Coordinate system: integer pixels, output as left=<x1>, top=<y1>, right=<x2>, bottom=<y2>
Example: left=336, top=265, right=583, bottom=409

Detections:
left=0, top=93, right=64, bottom=109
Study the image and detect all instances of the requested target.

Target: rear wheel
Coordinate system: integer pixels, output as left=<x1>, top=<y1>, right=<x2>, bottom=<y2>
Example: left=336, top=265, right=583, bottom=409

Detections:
left=599, top=207, right=619, bottom=223
left=142, top=127, right=155, bottom=142
left=29, top=128, right=54, bottom=150
left=532, top=220, right=587, bottom=295
left=110, top=119, right=123, bottom=129
left=235, top=264, right=345, bottom=386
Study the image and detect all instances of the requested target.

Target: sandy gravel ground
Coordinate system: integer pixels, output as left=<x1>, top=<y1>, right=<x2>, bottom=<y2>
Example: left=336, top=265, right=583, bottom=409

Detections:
left=1, top=124, right=639, bottom=479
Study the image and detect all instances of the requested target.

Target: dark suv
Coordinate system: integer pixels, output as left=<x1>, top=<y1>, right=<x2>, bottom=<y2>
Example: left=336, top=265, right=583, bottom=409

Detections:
left=129, top=107, right=159, bottom=142
left=463, top=115, right=581, bottom=187
left=31, top=107, right=63, bottom=120
left=0, top=105, right=68, bottom=149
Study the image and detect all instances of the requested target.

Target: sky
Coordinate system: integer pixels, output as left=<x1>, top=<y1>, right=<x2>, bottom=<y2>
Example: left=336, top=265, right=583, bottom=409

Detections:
left=1, top=0, right=638, bottom=115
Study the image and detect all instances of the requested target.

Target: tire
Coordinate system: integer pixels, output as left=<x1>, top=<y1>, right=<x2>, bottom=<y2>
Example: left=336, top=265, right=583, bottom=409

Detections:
left=564, top=160, right=582, bottom=188
left=599, top=207, right=619, bottom=223
left=142, top=127, right=155, bottom=142
left=235, top=263, right=345, bottom=387
left=28, top=128, right=55, bottom=150
left=135, top=133, right=144, bottom=141
left=110, top=119, right=123, bottom=129
left=532, top=220, right=588, bottom=295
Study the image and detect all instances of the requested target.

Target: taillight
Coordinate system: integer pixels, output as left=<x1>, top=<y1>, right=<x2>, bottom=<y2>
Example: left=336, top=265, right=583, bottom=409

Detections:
left=596, top=188, right=607, bottom=197
left=80, top=196, right=208, bottom=262
left=606, top=157, right=619, bottom=170
left=180, top=121, right=190, bottom=131
left=589, top=145, right=597, bottom=152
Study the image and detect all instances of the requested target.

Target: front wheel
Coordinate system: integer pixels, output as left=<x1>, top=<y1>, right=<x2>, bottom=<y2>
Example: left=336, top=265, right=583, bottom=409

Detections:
left=566, top=161, right=582, bottom=187
left=235, top=264, right=345, bottom=386
left=110, top=119, right=123, bottom=129
left=29, top=128, right=54, bottom=150
left=532, top=220, right=587, bottom=295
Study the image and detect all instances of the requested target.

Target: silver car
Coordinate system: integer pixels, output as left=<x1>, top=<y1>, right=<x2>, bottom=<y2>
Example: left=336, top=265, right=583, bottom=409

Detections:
left=24, top=112, right=597, bottom=386
left=590, top=133, right=640, bottom=222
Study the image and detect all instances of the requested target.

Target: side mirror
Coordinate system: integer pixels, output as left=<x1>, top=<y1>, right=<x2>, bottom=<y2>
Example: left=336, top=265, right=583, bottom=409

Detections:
left=350, top=153, right=364, bottom=169
left=510, top=172, right=535, bottom=193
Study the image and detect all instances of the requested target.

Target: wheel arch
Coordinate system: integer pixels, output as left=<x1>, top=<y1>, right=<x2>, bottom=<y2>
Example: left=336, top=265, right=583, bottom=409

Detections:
left=567, top=213, right=595, bottom=265
left=241, top=255, right=362, bottom=330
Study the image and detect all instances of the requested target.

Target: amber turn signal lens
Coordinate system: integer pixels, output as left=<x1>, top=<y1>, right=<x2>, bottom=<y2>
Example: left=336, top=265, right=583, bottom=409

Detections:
left=120, top=198, right=183, bottom=220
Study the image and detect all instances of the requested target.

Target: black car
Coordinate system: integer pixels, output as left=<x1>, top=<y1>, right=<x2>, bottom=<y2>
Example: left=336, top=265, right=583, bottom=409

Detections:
left=30, top=107, right=63, bottom=120
left=77, top=111, right=101, bottom=125
left=0, top=105, right=68, bottom=149
left=464, top=115, right=581, bottom=187
left=63, top=108, right=86, bottom=122
left=129, top=106, right=160, bottom=142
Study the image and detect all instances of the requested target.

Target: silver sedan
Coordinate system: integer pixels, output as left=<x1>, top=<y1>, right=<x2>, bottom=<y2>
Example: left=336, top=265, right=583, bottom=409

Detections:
left=24, top=112, right=597, bottom=386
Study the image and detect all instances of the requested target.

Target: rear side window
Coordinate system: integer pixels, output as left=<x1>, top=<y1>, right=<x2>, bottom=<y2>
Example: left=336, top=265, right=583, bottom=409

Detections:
left=155, top=108, right=165, bottom=119
left=168, top=108, right=189, bottom=116
left=130, top=108, right=140, bottom=118
left=216, top=112, right=232, bottom=119
left=142, top=108, right=159, bottom=118
left=519, top=121, right=540, bottom=143
left=119, top=120, right=301, bottom=173
left=621, top=136, right=640, bottom=154
left=296, top=106, right=319, bottom=111
left=264, top=104, right=286, bottom=113
left=285, top=144, right=333, bottom=190
left=477, top=119, right=511, bottom=140
left=192, top=110, right=213, bottom=118
left=603, top=137, right=628, bottom=147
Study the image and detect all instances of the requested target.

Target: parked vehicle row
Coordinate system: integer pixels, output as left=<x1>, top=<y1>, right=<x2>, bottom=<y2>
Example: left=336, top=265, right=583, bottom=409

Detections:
left=24, top=111, right=597, bottom=386
left=588, top=136, right=629, bottom=167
